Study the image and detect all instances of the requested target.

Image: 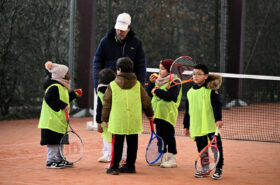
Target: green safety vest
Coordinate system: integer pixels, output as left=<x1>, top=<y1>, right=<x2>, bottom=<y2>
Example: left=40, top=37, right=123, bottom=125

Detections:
left=38, top=84, right=69, bottom=134
left=108, top=81, right=143, bottom=135
left=97, top=91, right=112, bottom=142
left=151, top=78, right=182, bottom=127
left=187, top=86, right=216, bottom=139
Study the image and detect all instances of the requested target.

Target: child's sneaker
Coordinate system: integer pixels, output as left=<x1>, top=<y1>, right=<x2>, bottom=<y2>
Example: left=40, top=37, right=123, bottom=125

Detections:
left=98, top=155, right=111, bottom=163
left=194, top=171, right=211, bottom=178
left=212, top=168, right=223, bottom=180
left=46, top=161, right=65, bottom=169
left=62, top=160, right=74, bottom=167
left=106, top=168, right=120, bottom=175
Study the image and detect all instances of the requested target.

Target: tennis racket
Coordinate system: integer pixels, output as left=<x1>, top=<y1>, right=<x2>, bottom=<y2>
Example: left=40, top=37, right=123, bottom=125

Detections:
left=59, top=110, right=84, bottom=163
left=168, top=56, right=195, bottom=88
left=194, top=128, right=220, bottom=175
left=145, top=119, right=164, bottom=165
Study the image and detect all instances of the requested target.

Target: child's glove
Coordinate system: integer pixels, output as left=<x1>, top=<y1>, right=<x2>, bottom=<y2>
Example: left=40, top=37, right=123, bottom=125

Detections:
left=75, top=89, right=83, bottom=97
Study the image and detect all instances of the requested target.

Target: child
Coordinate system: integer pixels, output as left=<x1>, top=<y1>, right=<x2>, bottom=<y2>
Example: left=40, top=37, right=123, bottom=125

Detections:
left=183, top=64, right=224, bottom=179
left=96, top=68, right=127, bottom=168
left=38, top=61, right=82, bottom=169
left=147, top=59, right=182, bottom=168
left=96, top=68, right=116, bottom=165
left=102, top=57, right=154, bottom=175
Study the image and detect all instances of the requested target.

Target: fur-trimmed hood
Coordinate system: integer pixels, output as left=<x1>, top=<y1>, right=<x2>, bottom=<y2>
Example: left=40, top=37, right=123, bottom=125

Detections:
left=206, top=74, right=222, bottom=90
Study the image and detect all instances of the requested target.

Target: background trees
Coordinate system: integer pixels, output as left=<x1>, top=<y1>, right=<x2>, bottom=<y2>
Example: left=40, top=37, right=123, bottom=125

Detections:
left=0, top=0, right=279, bottom=119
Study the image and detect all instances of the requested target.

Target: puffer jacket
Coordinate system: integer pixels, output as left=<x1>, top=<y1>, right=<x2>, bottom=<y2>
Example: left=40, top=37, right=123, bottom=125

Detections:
left=92, top=28, right=146, bottom=89
left=183, top=74, right=223, bottom=129
left=101, top=72, right=154, bottom=123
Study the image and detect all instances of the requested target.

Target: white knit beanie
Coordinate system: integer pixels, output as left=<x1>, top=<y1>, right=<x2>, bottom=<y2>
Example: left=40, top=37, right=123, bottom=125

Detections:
left=45, top=61, right=68, bottom=79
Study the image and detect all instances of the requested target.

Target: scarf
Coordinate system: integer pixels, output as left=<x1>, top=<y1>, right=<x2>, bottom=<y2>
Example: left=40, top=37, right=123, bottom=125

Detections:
left=53, top=78, right=71, bottom=90
left=156, top=74, right=178, bottom=86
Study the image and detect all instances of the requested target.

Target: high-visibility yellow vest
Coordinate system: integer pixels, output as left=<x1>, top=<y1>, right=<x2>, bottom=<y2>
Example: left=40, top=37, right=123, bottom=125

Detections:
left=38, top=84, right=69, bottom=134
left=108, top=81, right=143, bottom=135
left=187, top=86, right=216, bottom=139
left=151, top=78, right=182, bottom=127
left=97, top=91, right=112, bottom=142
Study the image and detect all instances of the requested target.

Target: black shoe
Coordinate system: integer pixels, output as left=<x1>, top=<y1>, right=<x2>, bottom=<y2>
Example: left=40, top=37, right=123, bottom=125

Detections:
left=62, top=160, right=74, bottom=167
left=212, top=168, right=223, bottom=180
left=46, top=161, right=64, bottom=169
left=119, top=164, right=136, bottom=173
left=106, top=168, right=120, bottom=175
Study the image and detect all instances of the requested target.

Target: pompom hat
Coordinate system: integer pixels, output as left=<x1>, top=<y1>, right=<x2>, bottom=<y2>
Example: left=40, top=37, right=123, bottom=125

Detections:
left=45, top=61, right=68, bottom=79
left=160, top=59, right=174, bottom=73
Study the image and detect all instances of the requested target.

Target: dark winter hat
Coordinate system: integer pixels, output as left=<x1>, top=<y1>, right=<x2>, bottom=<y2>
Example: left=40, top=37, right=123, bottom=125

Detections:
left=160, top=59, right=174, bottom=73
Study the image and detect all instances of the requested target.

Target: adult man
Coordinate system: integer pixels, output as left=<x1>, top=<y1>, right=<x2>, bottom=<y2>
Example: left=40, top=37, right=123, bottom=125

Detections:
left=92, top=13, right=147, bottom=90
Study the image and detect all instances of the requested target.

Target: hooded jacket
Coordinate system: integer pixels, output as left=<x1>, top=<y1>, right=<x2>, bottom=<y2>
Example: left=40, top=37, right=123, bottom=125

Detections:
left=183, top=74, right=222, bottom=129
left=102, top=72, right=154, bottom=123
left=92, top=28, right=146, bottom=89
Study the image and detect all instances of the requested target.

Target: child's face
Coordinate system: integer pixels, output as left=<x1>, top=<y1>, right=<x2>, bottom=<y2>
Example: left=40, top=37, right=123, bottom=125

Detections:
left=159, top=64, right=169, bottom=78
left=192, top=69, right=208, bottom=86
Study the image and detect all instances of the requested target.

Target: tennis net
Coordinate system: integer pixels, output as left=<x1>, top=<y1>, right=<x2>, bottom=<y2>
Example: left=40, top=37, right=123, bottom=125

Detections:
left=143, top=69, right=280, bottom=143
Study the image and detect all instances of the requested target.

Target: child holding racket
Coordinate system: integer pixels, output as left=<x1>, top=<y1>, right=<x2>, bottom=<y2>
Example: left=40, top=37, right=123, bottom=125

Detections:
left=96, top=68, right=116, bottom=165
left=102, top=57, right=154, bottom=175
left=183, top=64, right=224, bottom=179
left=147, top=59, right=182, bottom=168
left=95, top=68, right=128, bottom=168
left=38, top=61, right=82, bottom=169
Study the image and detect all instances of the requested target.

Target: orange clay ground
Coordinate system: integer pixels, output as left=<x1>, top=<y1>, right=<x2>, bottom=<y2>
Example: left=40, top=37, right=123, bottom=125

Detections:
left=0, top=118, right=279, bottom=185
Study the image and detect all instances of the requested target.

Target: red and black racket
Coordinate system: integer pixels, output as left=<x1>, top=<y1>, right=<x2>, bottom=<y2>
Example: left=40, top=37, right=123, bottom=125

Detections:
left=168, top=56, right=195, bottom=88
left=194, top=128, right=220, bottom=175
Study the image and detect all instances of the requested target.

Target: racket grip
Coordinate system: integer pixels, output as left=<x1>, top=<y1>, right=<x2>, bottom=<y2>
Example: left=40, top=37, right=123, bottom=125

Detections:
left=149, top=119, right=155, bottom=132
left=64, top=110, right=69, bottom=121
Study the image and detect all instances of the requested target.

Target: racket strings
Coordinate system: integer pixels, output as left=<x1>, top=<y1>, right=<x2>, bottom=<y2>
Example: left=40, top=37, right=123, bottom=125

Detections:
left=171, top=56, right=195, bottom=82
left=146, top=137, right=163, bottom=164
left=60, top=131, right=84, bottom=163
left=196, top=146, right=220, bottom=174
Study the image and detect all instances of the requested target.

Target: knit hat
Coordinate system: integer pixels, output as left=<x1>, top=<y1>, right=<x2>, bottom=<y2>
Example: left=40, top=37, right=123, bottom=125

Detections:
left=160, top=59, right=174, bottom=73
left=45, top=61, right=68, bottom=79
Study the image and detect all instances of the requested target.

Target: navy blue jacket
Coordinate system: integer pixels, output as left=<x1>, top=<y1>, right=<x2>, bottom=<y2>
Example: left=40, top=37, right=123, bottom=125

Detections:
left=92, top=28, right=146, bottom=89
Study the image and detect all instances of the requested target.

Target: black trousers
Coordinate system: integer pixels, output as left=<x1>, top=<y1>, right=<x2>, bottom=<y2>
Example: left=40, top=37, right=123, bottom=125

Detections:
left=155, top=119, right=177, bottom=154
left=195, top=132, right=224, bottom=169
left=110, top=134, right=138, bottom=169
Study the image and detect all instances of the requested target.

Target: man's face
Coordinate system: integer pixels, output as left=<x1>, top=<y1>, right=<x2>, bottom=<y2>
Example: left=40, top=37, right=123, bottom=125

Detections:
left=116, top=28, right=130, bottom=41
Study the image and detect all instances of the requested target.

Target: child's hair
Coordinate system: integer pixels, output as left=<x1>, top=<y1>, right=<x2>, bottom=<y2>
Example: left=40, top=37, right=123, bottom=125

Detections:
left=98, top=68, right=116, bottom=85
left=116, top=57, right=134, bottom=73
left=194, top=64, right=209, bottom=74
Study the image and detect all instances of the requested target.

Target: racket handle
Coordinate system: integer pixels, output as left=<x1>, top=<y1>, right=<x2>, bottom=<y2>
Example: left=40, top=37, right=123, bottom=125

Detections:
left=214, top=127, right=219, bottom=136
left=64, top=110, right=69, bottom=121
left=149, top=119, right=155, bottom=132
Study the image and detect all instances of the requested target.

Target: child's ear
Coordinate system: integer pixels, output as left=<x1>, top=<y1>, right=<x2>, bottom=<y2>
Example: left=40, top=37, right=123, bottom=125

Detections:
left=204, top=74, right=209, bottom=80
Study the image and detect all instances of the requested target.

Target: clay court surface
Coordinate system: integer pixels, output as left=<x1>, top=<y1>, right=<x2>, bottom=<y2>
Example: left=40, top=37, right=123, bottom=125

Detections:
left=0, top=118, right=279, bottom=185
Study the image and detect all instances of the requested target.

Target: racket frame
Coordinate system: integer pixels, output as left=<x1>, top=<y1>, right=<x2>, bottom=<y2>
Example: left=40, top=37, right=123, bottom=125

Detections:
left=145, top=120, right=164, bottom=165
left=168, top=56, right=194, bottom=88
left=194, top=128, right=220, bottom=175
left=59, top=110, right=84, bottom=163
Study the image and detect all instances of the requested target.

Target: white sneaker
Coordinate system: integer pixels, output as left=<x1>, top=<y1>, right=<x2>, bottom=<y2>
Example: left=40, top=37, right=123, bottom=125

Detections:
left=160, top=153, right=177, bottom=168
left=98, top=155, right=111, bottom=163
